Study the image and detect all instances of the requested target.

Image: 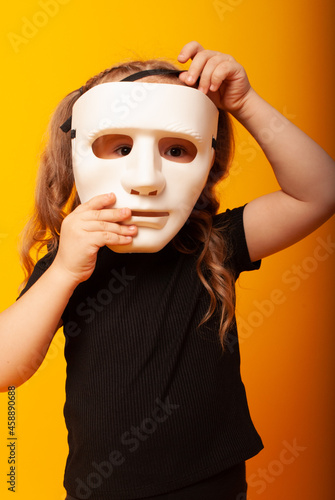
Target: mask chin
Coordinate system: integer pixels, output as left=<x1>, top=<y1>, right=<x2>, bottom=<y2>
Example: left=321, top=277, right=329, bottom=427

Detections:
left=107, top=208, right=190, bottom=254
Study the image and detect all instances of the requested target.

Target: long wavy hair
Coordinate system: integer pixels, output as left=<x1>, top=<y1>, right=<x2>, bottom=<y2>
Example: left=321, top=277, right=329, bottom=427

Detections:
left=20, top=59, right=236, bottom=349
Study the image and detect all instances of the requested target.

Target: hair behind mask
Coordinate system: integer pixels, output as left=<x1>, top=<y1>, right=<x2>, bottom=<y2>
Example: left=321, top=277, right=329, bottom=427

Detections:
left=20, top=59, right=236, bottom=349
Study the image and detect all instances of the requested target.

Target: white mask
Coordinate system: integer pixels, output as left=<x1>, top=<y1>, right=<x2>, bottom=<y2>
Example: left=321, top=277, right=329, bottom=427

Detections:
left=71, top=81, right=219, bottom=253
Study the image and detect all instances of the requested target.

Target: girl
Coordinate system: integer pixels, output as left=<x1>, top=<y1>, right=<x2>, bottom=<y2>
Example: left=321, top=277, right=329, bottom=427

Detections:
left=0, top=40, right=334, bottom=499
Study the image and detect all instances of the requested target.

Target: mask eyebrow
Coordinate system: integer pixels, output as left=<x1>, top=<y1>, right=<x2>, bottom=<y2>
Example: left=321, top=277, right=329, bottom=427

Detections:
left=163, top=123, right=203, bottom=143
left=87, top=123, right=115, bottom=141
left=87, top=125, right=204, bottom=144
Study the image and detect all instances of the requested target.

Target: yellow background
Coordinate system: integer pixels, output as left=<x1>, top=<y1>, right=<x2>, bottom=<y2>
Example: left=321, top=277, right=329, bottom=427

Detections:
left=0, top=0, right=334, bottom=498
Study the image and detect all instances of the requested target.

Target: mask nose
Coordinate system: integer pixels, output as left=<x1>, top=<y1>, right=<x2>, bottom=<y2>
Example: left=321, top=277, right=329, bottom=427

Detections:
left=120, top=136, right=166, bottom=196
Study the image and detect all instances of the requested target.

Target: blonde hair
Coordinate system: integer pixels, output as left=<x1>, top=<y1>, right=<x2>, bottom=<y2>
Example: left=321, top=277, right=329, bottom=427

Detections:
left=20, top=59, right=236, bottom=349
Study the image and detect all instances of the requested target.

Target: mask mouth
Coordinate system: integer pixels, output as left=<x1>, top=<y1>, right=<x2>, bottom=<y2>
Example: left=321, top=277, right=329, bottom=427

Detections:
left=122, top=211, right=170, bottom=229
left=131, top=210, right=169, bottom=217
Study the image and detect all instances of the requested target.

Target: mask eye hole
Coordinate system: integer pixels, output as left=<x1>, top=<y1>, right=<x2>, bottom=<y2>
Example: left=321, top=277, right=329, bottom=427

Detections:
left=92, top=134, right=133, bottom=159
left=158, top=138, right=197, bottom=163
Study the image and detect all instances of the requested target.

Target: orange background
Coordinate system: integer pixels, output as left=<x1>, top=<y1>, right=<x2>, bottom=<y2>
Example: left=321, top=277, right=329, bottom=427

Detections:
left=0, top=0, right=334, bottom=499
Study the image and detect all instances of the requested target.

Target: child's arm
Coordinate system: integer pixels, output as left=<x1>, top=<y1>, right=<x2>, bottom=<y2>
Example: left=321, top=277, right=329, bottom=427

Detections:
left=178, top=41, right=335, bottom=262
left=0, top=193, right=136, bottom=391
left=0, top=264, right=77, bottom=391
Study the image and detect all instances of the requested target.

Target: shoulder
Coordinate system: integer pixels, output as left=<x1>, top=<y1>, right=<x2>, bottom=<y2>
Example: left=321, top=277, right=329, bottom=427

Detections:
left=35, top=251, right=57, bottom=271
left=213, top=205, right=245, bottom=228
left=18, top=250, right=57, bottom=298
left=214, top=205, right=261, bottom=277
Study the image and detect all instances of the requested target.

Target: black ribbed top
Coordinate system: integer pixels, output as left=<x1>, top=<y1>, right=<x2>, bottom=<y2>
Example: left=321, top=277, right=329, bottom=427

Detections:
left=21, top=206, right=263, bottom=499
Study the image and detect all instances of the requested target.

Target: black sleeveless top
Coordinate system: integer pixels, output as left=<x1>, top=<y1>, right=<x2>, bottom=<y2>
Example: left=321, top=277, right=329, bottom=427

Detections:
left=20, top=206, right=263, bottom=499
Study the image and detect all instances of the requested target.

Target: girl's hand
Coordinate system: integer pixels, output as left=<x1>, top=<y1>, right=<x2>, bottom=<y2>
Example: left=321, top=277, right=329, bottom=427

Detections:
left=177, top=41, right=252, bottom=116
left=53, top=193, right=137, bottom=285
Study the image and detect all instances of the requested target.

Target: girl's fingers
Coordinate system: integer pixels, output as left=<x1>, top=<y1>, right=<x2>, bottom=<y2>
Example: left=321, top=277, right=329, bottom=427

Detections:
left=195, top=56, right=231, bottom=93
left=112, top=235, right=134, bottom=245
left=96, top=232, right=134, bottom=247
left=82, top=220, right=137, bottom=236
left=75, top=192, right=116, bottom=214
left=177, top=41, right=204, bottom=62
left=74, top=193, right=133, bottom=224
left=181, top=51, right=215, bottom=85
left=78, top=207, right=137, bottom=247
left=203, top=59, right=242, bottom=93
left=81, top=207, right=132, bottom=223
left=81, top=230, right=133, bottom=249
left=181, top=51, right=233, bottom=88
left=69, top=219, right=136, bottom=248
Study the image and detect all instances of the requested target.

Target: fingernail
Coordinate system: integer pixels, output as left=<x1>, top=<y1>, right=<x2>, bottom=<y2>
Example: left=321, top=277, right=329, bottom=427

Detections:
left=120, top=208, right=128, bottom=216
left=187, top=75, right=193, bottom=83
